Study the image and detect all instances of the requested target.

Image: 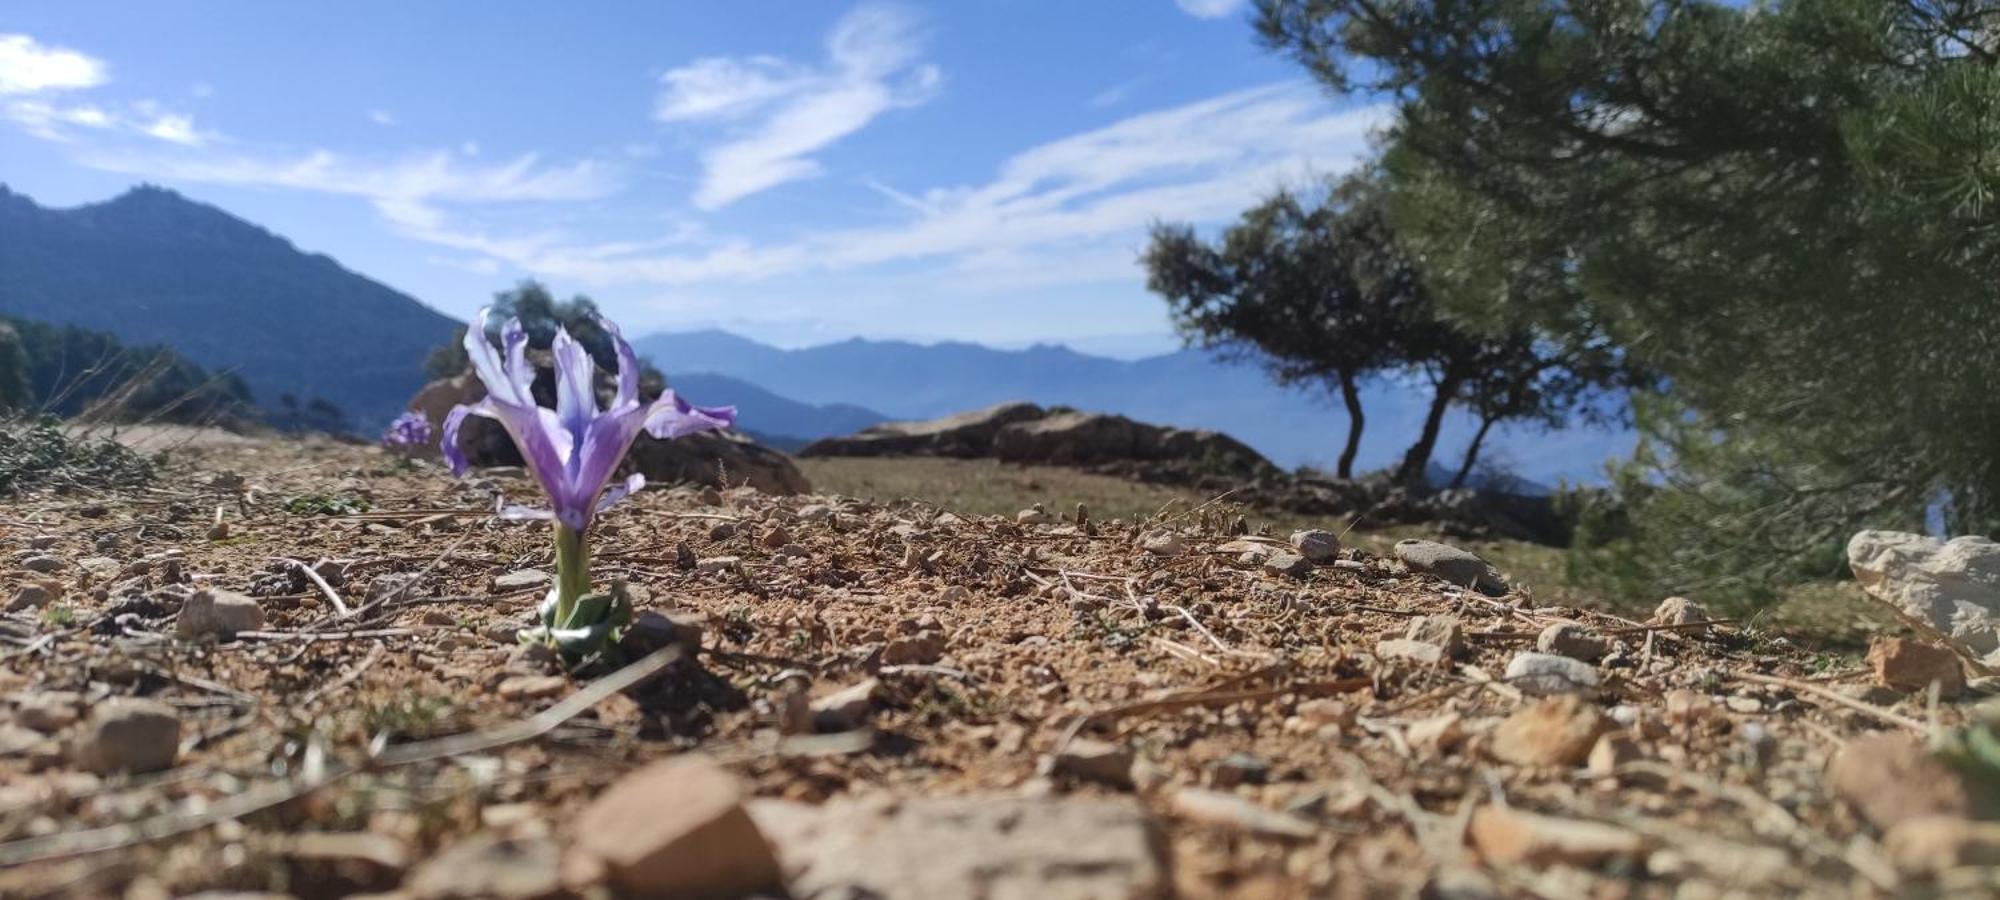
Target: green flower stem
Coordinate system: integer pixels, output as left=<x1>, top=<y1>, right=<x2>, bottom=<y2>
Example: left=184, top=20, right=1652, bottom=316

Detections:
left=553, top=524, right=590, bottom=629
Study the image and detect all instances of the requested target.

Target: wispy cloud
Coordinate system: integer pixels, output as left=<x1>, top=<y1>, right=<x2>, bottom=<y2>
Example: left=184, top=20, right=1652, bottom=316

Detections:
left=655, top=5, right=942, bottom=209
left=1174, top=0, right=1246, bottom=19
left=0, top=34, right=106, bottom=94
left=441, top=84, right=1386, bottom=289
left=368, top=108, right=396, bottom=126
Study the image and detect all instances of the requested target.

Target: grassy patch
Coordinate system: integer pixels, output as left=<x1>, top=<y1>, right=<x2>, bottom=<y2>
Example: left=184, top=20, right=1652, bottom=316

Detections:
left=0, top=418, right=157, bottom=494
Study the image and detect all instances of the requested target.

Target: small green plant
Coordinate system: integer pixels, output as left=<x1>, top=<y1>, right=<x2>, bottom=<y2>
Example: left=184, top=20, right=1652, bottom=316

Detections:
left=0, top=417, right=157, bottom=495
left=41, top=603, right=74, bottom=627
left=284, top=492, right=372, bottom=516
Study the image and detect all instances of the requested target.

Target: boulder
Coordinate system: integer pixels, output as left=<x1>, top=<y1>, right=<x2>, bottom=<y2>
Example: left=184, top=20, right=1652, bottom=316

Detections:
left=800, top=402, right=1048, bottom=458
left=1850, top=531, right=2000, bottom=664
left=415, top=373, right=809, bottom=496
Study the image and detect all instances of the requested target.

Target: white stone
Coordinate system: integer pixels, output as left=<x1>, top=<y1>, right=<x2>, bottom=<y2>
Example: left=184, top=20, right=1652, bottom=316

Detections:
left=1288, top=529, right=1341, bottom=562
left=1850, top=531, right=2000, bottom=664
left=1503, top=652, right=1599, bottom=696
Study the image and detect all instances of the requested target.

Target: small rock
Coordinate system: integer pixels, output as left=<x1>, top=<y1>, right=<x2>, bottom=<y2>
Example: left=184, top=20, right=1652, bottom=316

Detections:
left=1586, top=731, right=1643, bottom=776
left=1469, top=806, right=1645, bottom=866
left=175, top=589, right=265, bottom=639
left=1867, top=636, right=1965, bottom=699
left=278, top=830, right=412, bottom=874
left=698, top=486, right=724, bottom=506
left=696, top=556, right=742, bottom=575
left=1376, top=638, right=1447, bottom=667
left=1406, top=712, right=1466, bottom=754
left=811, top=679, right=880, bottom=732
left=1210, top=753, right=1271, bottom=788
left=15, top=692, right=81, bottom=732
left=72, top=698, right=180, bottom=774
left=881, top=632, right=945, bottom=665
left=746, top=794, right=1165, bottom=900
left=565, top=756, right=781, bottom=898
left=27, top=535, right=56, bottom=550
left=1723, top=695, right=1764, bottom=714
left=1392, top=540, right=1506, bottom=595
left=619, top=610, right=705, bottom=655
left=1490, top=695, right=1610, bottom=768
left=707, top=521, right=736, bottom=541
left=1262, top=551, right=1311, bottom=579
left=1016, top=506, right=1051, bottom=525
left=1051, top=738, right=1135, bottom=788
left=1404, top=615, right=1464, bottom=656
left=1650, top=596, right=1710, bottom=628
left=20, top=555, right=61, bottom=574
left=496, top=675, right=567, bottom=701
left=1289, top=529, right=1340, bottom=562
left=6, top=583, right=54, bottom=612
left=1829, top=734, right=1971, bottom=830
left=1503, top=652, right=1599, bottom=696
left=1141, top=531, right=1186, bottom=557
left=1169, top=787, right=1316, bottom=839
left=759, top=526, right=790, bottom=549
left=206, top=521, right=230, bottom=541
left=407, top=832, right=561, bottom=900
left=76, top=556, right=119, bottom=579
left=1536, top=623, right=1612, bottom=662
left=492, top=569, right=551, bottom=593
left=93, top=533, right=122, bottom=553
left=1882, top=814, right=2000, bottom=876
left=797, top=503, right=834, bottom=522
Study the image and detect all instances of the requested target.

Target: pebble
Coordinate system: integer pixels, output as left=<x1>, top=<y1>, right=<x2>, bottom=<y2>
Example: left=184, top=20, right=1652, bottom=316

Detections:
left=1288, top=529, right=1340, bottom=562
left=565, top=756, right=781, bottom=898
left=1404, top=616, right=1464, bottom=656
left=27, top=535, right=56, bottom=550
left=1261, top=551, right=1311, bottom=579
left=1210, top=752, right=1271, bottom=788
left=696, top=556, right=742, bottom=575
left=1051, top=738, right=1136, bottom=788
left=1376, top=638, right=1447, bottom=667
left=72, top=698, right=181, bottom=774
left=1882, top=814, right=2000, bottom=875
left=811, top=678, right=880, bottom=732
left=1469, top=806, right=1644, bottom=866
left=6, top=583, right=54, bottom=612
left=881, top=631, right=945, bottom=665
left=1536, top=623, right=1611, bottom=662
left=1828, top=733, right=1971, bottom=830
left=1140, top=531, right=1186, bottom=557
left=1586, top=731, right=1643, bottom=776
left=491, top=569, right=551, bottom=592
left=1169, top=787, right=1316, bottom=839
left=1490, top=695, right=1609, bottom=768
left=1391, top=540, right=1506, bottom=595
left=1503, top=652, right=1599, bottom=696
left=759, top=526, right=791, bottom=549
left=175, top=589, right=265, bottom=639
left=15, top=692, right=81, bottom=732
left=406, top=832, right=561, bottom=900
left=1649, top=596, right=1710, bottom=627
left=1016, top=505, right=1051, bottom=525
left=797, top=503, right=834, bottom=522
left=1867, top=636, right=1965, bottom=699
left=20, top=555, right=61, bottom=574
left=496, top=675, right=567, bottom=701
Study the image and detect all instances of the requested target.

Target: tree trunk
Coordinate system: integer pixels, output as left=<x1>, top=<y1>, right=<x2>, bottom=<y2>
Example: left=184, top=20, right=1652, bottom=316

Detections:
left=1336, top=370, right=1364, bottom=479
left=1395, top=374, right=1459, bottom=487
left=1449, top=415, right=1497, bottom=490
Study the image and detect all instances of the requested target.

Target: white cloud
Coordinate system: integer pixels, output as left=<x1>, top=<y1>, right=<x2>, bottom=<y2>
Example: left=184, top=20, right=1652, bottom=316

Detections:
left=1174, top=0, right=1246, bottom=19
left=0, top=34, right=107, bottom=95
left=426, top=84, right=1386, bottom=290
left=6, top=97, right=213, bottom=145
left=368, top=108, right=396, bottom=126
left=655, top=5, right=942, bottom=209
left=140, top=112, right=206, bottom=146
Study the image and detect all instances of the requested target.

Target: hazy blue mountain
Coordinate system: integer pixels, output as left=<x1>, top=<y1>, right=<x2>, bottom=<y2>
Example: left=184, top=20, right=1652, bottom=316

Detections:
left=0, top=184, right=457, bottom=430
left=639, top=331, right=1634, bottom=485
left=664, top=372, right=888, bottom=450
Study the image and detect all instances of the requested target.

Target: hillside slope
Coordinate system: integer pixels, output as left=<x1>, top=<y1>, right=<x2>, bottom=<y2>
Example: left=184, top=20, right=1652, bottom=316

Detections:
left=0, top=185, right=457, bottom=429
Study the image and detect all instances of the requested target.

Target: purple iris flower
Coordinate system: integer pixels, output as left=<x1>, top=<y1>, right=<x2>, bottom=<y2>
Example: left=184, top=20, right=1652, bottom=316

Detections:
left=439, top=308, right=735, bottom=655
left=440, top=309, right=736, bottom=534
left=381, top=411, right=433, bottom=450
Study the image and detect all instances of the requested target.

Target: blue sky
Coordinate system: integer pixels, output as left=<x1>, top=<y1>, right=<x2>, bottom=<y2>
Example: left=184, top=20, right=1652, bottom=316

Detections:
left=2, top=2, right=1384, bottom=356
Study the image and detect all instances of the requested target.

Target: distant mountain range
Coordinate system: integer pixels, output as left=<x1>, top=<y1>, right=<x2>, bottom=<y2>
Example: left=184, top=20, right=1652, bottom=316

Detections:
left=638, top=331, right=1634, bottom=485
left=0, top=183, right=1630, bottom=484
left=0, top=185, right=457, bottom=429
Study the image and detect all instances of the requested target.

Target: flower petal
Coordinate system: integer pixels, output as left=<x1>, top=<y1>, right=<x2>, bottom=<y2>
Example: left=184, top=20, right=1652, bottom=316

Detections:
left=599, top=315, right=641, bottom=410
left=595, top=473, right=646, bottom=514
left=644, top=389, right=736, bottom=440
left=551, top=325, right=599, bottom=452
left=439, top=402, right=494, bottom=476
left=501, top=316, right=534, bottom=401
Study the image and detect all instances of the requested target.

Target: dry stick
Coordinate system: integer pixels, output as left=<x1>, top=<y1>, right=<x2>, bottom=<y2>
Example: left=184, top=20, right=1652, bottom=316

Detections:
left=1603, top=619, right=1737, bottom=636
left=0, top=645, right=682, bottom=868
left=232, top=628, right=415, bottom=643
left=276, top=557, right=350, bottom=617
left=1729, top=670, right=1928, bottom=733
left=334, top=532, right=479, bottom=625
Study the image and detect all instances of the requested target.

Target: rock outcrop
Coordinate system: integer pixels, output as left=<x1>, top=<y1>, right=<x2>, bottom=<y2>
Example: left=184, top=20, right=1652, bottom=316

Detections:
left=800, top=402, right=1277, bottom=481
left=409, top=372, right=810, bottom=496
left=1850, top=531, right=2000, bottom=665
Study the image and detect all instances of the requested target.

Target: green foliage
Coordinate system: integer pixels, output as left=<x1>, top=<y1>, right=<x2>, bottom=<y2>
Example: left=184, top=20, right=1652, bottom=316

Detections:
left=283, top=492, right=372, bottom=516
left=427, top=281, right=666, bottom=393
left=1144, top=170, right=1632, bottom=483
left=2, top=315, right=258, bottom=426
left=1257, top=0, right=2000, bottom=603
left=0, top=417, right=158, bottom=495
